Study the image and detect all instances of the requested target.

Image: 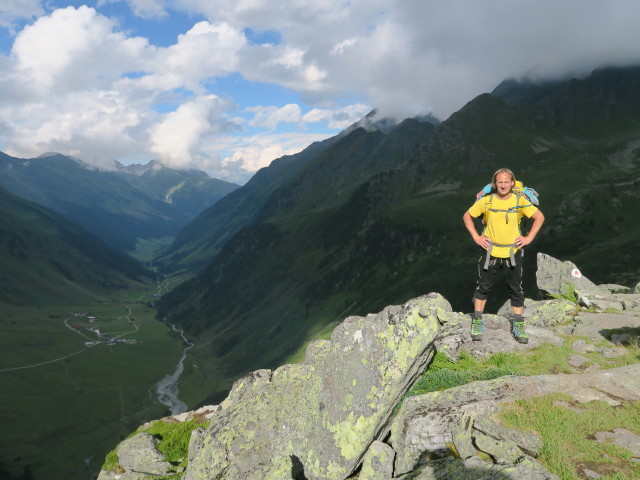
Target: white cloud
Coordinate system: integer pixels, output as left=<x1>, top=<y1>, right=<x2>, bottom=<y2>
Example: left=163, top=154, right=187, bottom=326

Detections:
left=174, top=0, right=640, bottom=119
left=3, top=1, right=640, bottom=183
left=246, top=103, right=372, bottom=132
left=149, top=94, right=237, bottom=169
left=2, top=89, right=147, bottom=167
left=220, top=132, right=330, bottom=180
left=136, top=21, right=246, bottom=92
left=303, top=104, right=371, bottom=129
left=11, top=6, right=149, bottom=95
left=0, top=0, right=43, bottom=29
left=0, top=6, right=250, bottom=176
left=248, top=104, right=302, bottom=130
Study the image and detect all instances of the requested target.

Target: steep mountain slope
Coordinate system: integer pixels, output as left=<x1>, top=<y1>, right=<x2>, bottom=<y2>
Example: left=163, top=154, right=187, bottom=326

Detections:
left=159, top=66, right=640, bottom=404
left=153, top=132, right=345, bottom=273
left=0, top=153, right=237, bottom=252
left=153, top=111, right=429, bottom=273
left=259, top=117, right=435, bottom=220
left=153, top=140, right=331, bottom=272
left=0, top=186, right=153, bottom=306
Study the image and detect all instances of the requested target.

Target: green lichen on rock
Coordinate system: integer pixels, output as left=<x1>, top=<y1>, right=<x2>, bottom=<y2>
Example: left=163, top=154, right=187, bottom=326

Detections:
left=184, top=294, right=446, bottom=480
left=359, top=440, right=395, bottom=480
left=497, top=298, right=578, bottom=326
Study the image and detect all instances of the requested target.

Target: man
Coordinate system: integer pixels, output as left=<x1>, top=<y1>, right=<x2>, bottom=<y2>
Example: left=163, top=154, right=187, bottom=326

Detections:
left=462, top=168, right=545, bottom=344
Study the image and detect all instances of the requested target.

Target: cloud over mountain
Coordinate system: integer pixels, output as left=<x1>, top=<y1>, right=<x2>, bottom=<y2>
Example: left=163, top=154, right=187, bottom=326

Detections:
left=1, top=1, right=640, bottom=182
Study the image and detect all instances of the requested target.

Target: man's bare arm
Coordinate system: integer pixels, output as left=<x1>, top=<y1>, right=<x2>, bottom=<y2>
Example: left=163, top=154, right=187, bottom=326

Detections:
left=463, top=211, right=491, bottom=249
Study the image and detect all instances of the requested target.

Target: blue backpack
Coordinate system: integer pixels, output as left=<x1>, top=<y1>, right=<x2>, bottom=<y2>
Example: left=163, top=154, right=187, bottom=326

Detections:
left=475, top=180, right=539, bottom=205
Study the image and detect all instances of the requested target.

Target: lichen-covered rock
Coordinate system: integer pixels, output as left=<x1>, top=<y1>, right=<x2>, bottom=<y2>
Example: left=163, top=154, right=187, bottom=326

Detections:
left=497, top=298, right=578, bottom=326
left=567, top=311, right=640, bottom=343
left=359, top=440, right=395, bottom=480
left=172, top=405, right=220, bottom=423
left=473, top=415, right=542, bottom=458
left=108, top=433, right=171, bottom=478
left=594, top=428, right=640, bottom=458
left=577, top=293, right=623, bottom=312
left=434, top=310, right=467, bottom=326
left=451, top=414, right=475, bottom=460
left=397, top=412, right=552, bottom=479
left=536, top=253, right=607, bottom=297
left=184, top=294, right=446, bottom=480
left=473, top=432, right=523, bottom=465
left=635, top=282, right=640, bottom=294
left=599, top=284, right=632, bottom=294
left=435, top=314, right=563, bottom=362
left=613, top=293, right=640, bottom=310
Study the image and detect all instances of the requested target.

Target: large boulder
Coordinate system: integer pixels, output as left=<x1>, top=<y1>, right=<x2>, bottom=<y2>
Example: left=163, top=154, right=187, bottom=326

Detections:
left=536, top=252, right=607, bottom=298
left=184, top=293, right=449, bottom=480
left=97, top=433, right=172, bottom=480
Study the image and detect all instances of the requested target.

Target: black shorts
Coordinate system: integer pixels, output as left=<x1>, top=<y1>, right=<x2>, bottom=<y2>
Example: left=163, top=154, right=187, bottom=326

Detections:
left=473, top=249, right=524, bottom=307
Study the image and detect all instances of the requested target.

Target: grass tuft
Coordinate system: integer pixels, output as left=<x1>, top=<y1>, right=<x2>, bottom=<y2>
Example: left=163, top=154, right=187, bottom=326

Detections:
left=499, top=393, right=640, bottom=480
left=549, top=283, right=579, bottom=305
left=101, top=418, right=209, bottom=477
left=403, top=350, right=524, bottom=399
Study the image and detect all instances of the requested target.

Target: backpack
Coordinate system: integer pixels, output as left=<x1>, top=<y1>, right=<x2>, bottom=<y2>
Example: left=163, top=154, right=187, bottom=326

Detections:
left=474, top=180, right=540, bottom=269
left=475, top=180, right=539, bottom=205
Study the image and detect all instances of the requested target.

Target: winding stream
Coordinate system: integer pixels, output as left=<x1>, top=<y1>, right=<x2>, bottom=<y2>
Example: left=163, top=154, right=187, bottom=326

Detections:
left=155, top=323, right=194, bottom=414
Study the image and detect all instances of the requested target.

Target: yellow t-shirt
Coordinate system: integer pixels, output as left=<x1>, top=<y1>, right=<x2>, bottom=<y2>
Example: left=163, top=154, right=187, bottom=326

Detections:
left=468, top=193, right=538, bottom=258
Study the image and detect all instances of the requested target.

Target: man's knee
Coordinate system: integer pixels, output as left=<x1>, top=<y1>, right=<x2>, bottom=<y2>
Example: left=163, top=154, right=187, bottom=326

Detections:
left=510, top=297, right=524, bottom=308
left=474, top=291, right=488, bottom=301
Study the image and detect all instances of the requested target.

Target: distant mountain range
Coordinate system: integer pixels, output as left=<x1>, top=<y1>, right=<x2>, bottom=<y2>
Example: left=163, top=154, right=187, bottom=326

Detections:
left=157, top=65, right=640, bottom=404
left=0, top=153, right=238, bottom=252
left=0, top=185, right=152, bottom=306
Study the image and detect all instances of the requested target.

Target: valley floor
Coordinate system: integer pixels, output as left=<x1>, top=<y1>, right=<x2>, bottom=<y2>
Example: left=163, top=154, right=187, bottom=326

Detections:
left=0, top=281, right=188, bottom=480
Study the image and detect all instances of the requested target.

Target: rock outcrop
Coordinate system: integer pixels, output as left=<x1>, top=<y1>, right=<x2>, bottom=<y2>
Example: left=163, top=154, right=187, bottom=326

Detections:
left=496, top=297, right=578, bottom=326
left=536, top=252, right=607, bottom=297
left=390, top=364, right=640, bottom=476
left=184, top=293, right=448, bottom=480
left=536, top=252, right=640, bottom=311
left=99, top=253, right=640, bottom=480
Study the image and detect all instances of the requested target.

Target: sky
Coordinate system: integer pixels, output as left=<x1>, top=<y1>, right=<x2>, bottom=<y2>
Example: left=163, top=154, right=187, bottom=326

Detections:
left=1, top=1, right=640, bottom=184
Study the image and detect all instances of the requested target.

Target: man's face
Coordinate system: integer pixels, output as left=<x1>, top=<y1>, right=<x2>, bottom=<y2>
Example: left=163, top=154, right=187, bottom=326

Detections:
left=495, top=173, right=514, bottom=196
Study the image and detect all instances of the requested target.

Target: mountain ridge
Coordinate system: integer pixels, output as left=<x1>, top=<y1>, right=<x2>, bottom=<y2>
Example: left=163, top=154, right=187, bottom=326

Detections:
left=0, top=185, right=152, bottom=306
left=0, top=152, right=238, bottom=252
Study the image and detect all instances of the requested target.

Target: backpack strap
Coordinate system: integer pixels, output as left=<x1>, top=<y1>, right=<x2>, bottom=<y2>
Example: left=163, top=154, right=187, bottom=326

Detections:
left=483, top=241, right=518, bottom=270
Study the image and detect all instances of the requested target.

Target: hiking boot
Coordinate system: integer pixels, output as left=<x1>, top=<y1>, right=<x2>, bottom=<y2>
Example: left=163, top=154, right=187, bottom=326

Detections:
left=470, top=317, right=484, bottom=341
left=511, top=321, right=529, bottom=344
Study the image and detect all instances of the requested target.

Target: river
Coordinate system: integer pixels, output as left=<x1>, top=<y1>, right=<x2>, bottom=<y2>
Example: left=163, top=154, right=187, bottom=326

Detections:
left=155, top=322, right=194, bottom=414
